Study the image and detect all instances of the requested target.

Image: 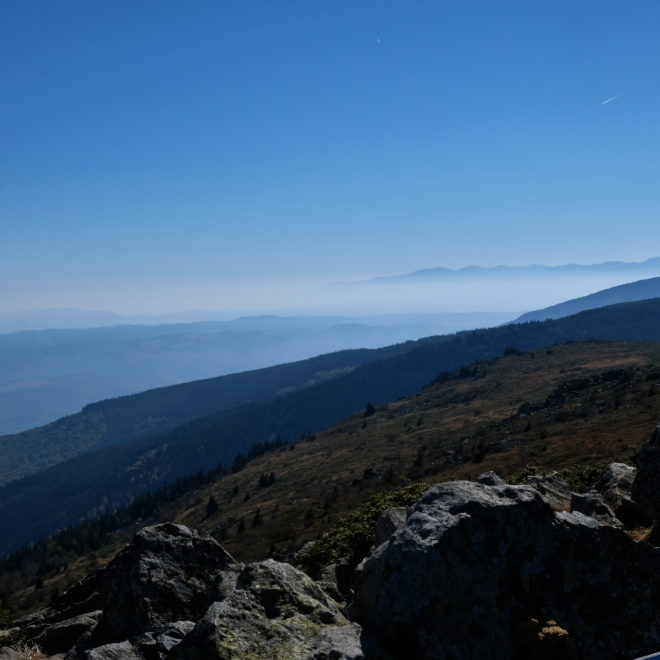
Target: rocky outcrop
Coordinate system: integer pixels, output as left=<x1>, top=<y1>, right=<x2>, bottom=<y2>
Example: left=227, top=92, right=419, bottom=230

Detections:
left=170, top=560, right=363, bottom=659
left=522, top=471, right=572, bottom=511
left=633, top=425, right=660, bottom=518
left=600, top=462, right=645, bottom=525
left=2, top=522, right=362, bottom=659
left=350, top=479, right=660, bottom=659
left=98, top=522, right=241, bottom=642
left=570, top=491, right=622, bottom=527
left=6, top=442, right=660, bottom=659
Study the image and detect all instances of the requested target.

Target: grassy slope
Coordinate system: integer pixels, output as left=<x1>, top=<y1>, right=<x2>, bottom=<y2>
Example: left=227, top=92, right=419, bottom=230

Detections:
left=3, top=298, right=660, bottom=559
left=0, top=344, right=411, bottom=487
left=5, top=339, right=660, bottom=617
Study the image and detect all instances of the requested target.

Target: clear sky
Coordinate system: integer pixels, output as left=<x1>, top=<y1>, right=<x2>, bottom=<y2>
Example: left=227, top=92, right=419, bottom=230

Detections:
left=2, top=1, right=659, bottom=315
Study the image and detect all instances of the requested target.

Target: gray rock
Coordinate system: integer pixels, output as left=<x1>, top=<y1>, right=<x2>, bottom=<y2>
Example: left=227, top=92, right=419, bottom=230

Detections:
left=170, top=559, right=364, bottom=659
left=475, top=470, right=505, bottom=486
left=318, top=558, right=352, bottom=603
left=36, top=611, right=102, bottom=655
left=156, top=621, right=195, bottom=654
left=100, top=523, right=242, bottom=641
left=632, top=426, right=660, bottom=518
left=0, top=648, right=22, bottom=660
left=85, top=640, right=143, bottom=659
left=373, top=508, right=407, bottom=547
left=135, top=620, right=194, bottom=659
left=599, top=462, right=644, bottom=525
left=523, top=471, right=572, bottom=511
left=570, top=491, right=622, bottom=527
left=351, top=479, right=660, bottom=659
left=0, top=629, right=19, bottom=647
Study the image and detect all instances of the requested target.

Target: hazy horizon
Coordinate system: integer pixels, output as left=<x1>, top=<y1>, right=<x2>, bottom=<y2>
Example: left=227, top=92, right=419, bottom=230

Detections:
left=3, top=2, right=660, bottom=317
left=3, top=257, right=660, bottom=324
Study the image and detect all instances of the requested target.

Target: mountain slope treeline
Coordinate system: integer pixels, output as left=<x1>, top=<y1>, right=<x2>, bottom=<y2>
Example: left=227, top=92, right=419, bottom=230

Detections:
left=0, top=342, right=423, bottom=487
left=2, top=298, right=660, bottom=557
left=515, top=276, right=660, bottom=322
left=4, top=338, right=660, bottom=619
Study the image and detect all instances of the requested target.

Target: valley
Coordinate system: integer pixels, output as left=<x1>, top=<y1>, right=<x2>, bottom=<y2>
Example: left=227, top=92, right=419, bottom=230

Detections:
left=3, top=337, right=659, bottom=620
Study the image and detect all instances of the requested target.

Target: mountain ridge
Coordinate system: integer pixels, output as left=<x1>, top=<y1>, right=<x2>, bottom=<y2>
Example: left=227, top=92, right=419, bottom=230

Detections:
left=514, top=276, right=660, bottom=323
left=3, top=297, right=660, bottom=557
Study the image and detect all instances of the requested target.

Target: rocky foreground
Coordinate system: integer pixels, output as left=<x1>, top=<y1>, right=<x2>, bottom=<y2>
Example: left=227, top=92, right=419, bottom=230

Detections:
left=4, top=426, right=660, bottom=659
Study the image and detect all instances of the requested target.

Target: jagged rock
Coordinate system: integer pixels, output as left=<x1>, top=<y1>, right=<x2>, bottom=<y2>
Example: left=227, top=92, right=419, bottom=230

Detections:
left=632, top=425, right=660, bottom=518
left=13, top=572, right=106, bottom=647
left=0, top=648, right=22, bottom=660
left=36, top=611, right=102, bottom=655
left=373, top=508, right=407, bottom=547
left=351, top=479, right=660, bottom=659
left=476, top=470, right=505, bottom=486
left=570, top=491, right=622, bottom=528
left=318, top=559, right=352, bottom=603
left=99, top=523, right=242, bottom=641
left=523, top=471, right=572, bottom=511
left=599, top=462, right=645, bottom=525
left=85, top=640, right=143, bottom=659
left=134, top=620, right=195, bottom=659
left=170, top=559, right=364, bottom=659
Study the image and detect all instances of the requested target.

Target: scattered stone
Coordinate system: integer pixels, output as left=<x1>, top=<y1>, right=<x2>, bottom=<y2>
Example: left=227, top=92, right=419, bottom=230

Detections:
left=36, top=611, right=102, bottom=655
left=85, top=640, right=143, bottom=659
left=570, top=491, right=622, bottom=528
left=523, top=471, right=572, bottom=511
left=11, top=431, right=660, bottom=660
left=170, top=559, right=364, bottom=659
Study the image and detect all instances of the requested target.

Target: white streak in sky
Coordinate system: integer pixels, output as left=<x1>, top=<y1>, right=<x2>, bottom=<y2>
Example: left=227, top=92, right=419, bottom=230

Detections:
left=601, top=95, right=619, bottom=105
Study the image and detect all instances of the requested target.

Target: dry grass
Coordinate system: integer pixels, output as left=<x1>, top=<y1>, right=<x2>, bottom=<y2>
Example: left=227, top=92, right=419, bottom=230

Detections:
left=10, top=642, right=48, bottom=659
left=6, top=340, right=660, bottom=617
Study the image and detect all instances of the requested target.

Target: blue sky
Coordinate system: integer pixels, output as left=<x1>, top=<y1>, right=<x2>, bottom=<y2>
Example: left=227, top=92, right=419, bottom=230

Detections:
left=2, top=1, right=660, bottom=314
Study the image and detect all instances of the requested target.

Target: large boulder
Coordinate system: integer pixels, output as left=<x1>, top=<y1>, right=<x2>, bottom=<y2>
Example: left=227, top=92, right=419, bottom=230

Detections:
left=98, top=523, right=242, bottom=641
left=350, top=479, right=660, bottom=659
left=632, top=425, right=660, bottom=518
left=599, top=462, right=644, bottom=525
left=170, top=559, right=364, bottom=659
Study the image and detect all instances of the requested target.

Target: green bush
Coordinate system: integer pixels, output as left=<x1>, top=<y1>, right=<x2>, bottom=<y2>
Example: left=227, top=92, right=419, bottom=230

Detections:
left=559, top=463, right=606, bottom=493
left=0, top=603, right=12, bottom=630
left=300, top=482, right=429, bottom=575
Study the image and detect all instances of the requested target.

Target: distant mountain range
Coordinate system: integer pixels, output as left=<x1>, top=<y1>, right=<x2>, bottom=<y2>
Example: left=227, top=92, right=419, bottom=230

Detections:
left=3, top=297, right=660, bottom=557
left=356, top=256, right=660, bottom=283
left=514, top=277, right=660, bottom=322
left=324, top=257, right=660, bottom=316
left=0, top=312, right=515, bottom=435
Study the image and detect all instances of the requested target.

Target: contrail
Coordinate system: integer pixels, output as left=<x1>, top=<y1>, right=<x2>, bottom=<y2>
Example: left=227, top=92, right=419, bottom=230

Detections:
left=601, top=95, right=619, bottom=105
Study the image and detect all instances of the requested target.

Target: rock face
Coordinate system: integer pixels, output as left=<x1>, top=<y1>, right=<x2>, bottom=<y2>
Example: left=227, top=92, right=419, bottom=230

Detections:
left=6, top=447, right=660, bottom=659
left=600, top=462, right=643, bottom=524
left=99, top=522, right=241, bottom=641
left=36, top=522, right=360, bottom=659
left=522, top=471, right=572, bottom=511
left=633, top=425, right=660, bottom=517
left=351, top=479, right=660, bottom=659
left=171, top=560, right=363, bottom=659
left=570, top=491, right=622, bottom=527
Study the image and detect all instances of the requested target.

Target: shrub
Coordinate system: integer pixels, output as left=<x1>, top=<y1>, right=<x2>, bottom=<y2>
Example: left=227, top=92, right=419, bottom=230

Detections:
left=299, top=482, right=429, bottom=576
